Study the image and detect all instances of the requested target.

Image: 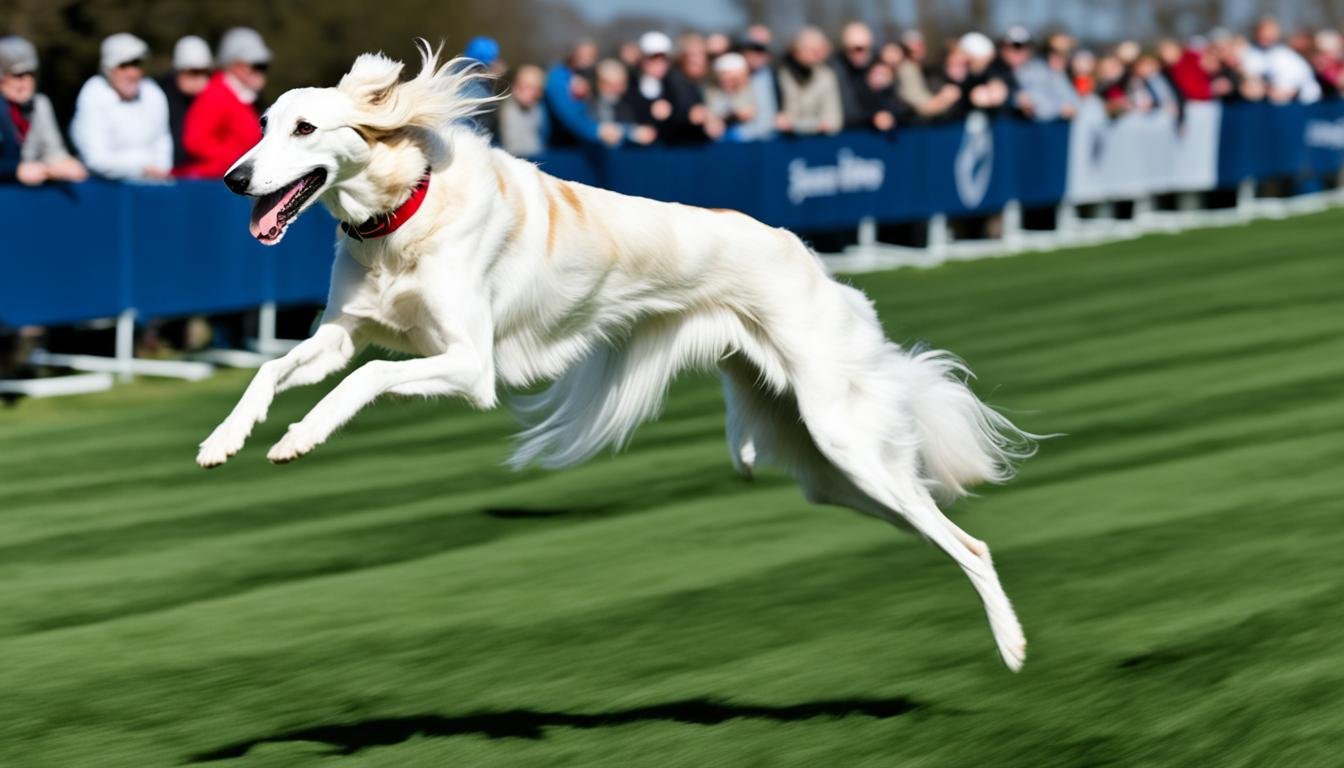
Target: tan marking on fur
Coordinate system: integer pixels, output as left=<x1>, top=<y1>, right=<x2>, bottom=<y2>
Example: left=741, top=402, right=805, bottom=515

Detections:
left=544, top=179, right=560, bottom=258
left=709, top=207, right=745, bottom=216
left=558, top=182, right=586, bottom=222
left=493, top=161, right=526, bottom=246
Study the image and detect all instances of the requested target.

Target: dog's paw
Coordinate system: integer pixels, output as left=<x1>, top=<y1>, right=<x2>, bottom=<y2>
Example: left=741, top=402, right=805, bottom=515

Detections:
left=267, top=424, right=318, bottom=464
left=197, top=423, right=249, bottom=468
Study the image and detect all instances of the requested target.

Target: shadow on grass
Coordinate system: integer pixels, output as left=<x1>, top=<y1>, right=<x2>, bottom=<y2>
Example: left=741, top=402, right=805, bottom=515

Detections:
left=191, top=696, right=922, bottom=761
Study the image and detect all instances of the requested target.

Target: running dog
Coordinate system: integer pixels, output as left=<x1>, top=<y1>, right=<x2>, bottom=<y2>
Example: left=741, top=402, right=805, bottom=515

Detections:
left=197, top=43, right=1038, bottom=670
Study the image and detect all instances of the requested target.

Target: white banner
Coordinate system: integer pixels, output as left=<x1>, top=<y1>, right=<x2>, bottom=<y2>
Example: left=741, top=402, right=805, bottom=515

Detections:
left=1066, top=97, right=1221, bottom=203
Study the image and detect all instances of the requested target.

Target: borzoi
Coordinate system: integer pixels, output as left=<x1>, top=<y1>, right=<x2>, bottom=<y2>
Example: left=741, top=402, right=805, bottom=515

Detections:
left=196, top=43, right=1038, bottom=670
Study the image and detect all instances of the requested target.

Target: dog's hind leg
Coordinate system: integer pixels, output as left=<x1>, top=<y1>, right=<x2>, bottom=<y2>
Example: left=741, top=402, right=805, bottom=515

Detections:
left=788, top=375, right=1025, bottom=669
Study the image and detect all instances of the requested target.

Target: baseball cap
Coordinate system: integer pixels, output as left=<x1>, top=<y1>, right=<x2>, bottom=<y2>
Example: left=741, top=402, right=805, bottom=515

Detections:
left=100, top=33, right=149, bottom=71
left=639, top=31, right=673, bottom=57
left=217, top=27, right=272, bottom=66
left=173, top=35, right=213, bottom=70
left=959, top=32, right=995, bottom=59
left=1004, top=25, right=1033, bottom=45
left=464, top=36, right=500, bottom=66
left=713, top=52, right=748, bottom=74
left=0, top=35, right=38, bottom=75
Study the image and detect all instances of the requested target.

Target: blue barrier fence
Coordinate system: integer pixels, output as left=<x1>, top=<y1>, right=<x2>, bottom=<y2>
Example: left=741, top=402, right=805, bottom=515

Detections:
left=4, top=102, right=1344, bottom=330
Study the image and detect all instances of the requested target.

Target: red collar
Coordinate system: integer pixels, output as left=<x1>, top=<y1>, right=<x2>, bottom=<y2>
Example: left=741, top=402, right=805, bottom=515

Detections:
left=341, top=168, right=432, bottom=241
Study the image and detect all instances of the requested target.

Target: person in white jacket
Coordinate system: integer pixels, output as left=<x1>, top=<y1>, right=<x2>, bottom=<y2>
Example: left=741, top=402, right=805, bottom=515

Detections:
left=70, top=33, right=172, bottom=180
left=1241, top=16, right=1321, bottom=104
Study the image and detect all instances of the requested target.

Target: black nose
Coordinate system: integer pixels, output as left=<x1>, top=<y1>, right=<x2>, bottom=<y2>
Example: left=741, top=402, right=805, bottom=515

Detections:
left=224, top=163, right=253, bottom=195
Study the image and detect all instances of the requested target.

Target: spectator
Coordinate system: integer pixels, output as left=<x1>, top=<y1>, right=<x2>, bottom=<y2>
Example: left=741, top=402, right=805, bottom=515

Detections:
left=738, top=28, right=779, bottom=140
left=69, top=33, right=172, bottom=180
left=1000, top=26, right=1079, bottom=120
left=156, top=36, right=212, bottom=169
left=1071, top=49, right=1098, bottom=96
left=591, top=59, right=654, bottom=145
left=1129, top=54, right=1181, bottom=116
left=0, top=35, right=86, bottom=185
left=498, top=64, right=548, bottom=157
left=625, top=32, right=713, bottom=143
left=706, top=33, right=732, bottom=60
left=1096, top=55, right=1132, bottom=115
left=776, top=26, right=843, bottom=135
left=878, top=40, right=905, bottom=70
left=705, top=53, right=760, bottom=141
left=545, top=41, right=623, bottom=146
left=1242, top=16, right=1320, bottom=103
left=461, top=36, right=505, bottom=138
left=901, top=29, right=928, bottom=69
left=1212, top=32, right=1267, bottom=102
left=1162, top=38, right=1214, bottom=102
left=1311, top=30, right=1344, bottom=98
left=933, top=32, right=1009, bottom=120
left=618, top=41, right=642, bottom=73
left=178, top=27, right=270, bottom=178
left=832, top=21, right=878, bottom=130
left=672, top=33, right=719, bottom=141
left=896, top=29, right=959, bottom=119
left=857, top=61, right=903, bottom=131
left=677, top=33, right=711, bottom=86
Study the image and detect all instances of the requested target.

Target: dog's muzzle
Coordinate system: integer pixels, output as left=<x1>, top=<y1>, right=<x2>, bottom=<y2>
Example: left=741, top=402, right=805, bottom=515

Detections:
left=225, top=162, right=254, bottom=196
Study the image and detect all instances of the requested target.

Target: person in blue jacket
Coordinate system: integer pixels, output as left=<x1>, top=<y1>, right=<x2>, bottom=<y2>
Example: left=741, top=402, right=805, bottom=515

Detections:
left=544, top=41, right=653, bottom=148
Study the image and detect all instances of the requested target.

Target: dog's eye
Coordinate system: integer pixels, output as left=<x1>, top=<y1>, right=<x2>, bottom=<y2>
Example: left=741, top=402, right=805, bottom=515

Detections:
left=293, top=121, right=317, bottom=136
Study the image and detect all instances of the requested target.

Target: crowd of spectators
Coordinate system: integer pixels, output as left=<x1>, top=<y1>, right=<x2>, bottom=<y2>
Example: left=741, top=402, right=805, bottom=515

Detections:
left=495, top=15, right=1344, bottom=156
left=4, top=15, right=1344, bottom=184
left=1, top=27, right=271, bottom=185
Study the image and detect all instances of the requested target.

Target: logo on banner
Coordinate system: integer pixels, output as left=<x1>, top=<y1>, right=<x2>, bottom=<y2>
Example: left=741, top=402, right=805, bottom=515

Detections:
left=1306, top=118, right=1344, bottom=149
left=954, top=111, right=994, bottom=208
left=787, top=149, right=885, bottom=204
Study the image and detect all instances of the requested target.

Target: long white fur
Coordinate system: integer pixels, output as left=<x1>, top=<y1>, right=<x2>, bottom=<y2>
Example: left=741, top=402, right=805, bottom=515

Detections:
left=197, top=42, right=1039, bottom=671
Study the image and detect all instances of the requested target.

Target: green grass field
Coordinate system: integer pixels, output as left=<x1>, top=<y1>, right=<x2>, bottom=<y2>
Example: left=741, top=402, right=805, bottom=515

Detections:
left=3, top=211, right=1343, bottom=767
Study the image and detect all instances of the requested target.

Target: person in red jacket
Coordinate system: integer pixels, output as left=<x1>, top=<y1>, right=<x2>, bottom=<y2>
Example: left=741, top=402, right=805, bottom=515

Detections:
left=177, top=27, right=270, bottom=178
left=1159, top=38, right=1213, bottom=101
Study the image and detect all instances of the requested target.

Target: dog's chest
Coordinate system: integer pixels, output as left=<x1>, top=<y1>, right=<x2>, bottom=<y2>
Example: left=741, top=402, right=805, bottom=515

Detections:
left=353, top=268, right=439, bottom=350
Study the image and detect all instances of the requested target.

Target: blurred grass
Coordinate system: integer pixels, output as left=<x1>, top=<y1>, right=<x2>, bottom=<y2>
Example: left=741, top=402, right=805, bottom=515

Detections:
left=2, top=211, right=1343, bottom=767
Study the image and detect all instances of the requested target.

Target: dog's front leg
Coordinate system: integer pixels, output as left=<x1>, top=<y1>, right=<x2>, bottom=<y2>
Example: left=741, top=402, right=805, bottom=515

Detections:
left=266, top=345, right=492, bottom=464
left=197, top=322, right=360, bottom=468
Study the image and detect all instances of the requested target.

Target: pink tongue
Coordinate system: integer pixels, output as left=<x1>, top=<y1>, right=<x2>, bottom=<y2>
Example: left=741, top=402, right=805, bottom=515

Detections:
left=248, top=179, right=306, bottom=240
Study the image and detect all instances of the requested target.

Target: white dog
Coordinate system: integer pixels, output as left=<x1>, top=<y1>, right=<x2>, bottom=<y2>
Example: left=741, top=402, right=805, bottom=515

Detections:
left=197, top=43, right=1037, bottom=670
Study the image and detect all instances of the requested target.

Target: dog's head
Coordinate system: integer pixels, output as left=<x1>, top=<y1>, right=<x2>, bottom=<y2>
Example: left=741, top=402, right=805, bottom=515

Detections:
left=224, top=40, right=496, bottom=245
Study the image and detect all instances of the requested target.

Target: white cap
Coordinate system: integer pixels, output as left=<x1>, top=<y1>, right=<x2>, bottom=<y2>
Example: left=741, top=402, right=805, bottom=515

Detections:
left=958, top=32, right=995, bottom=59
left=173, top=35, right=213, bottom=70
left=713, top=52, right=747, bottom=74
left=217, top=27, right=271, bottom=66
left=100, top=33, right=148, bottom=72
left=0, top=36, right=38, bottom=75
left=639, top=31, right=673, bottom=57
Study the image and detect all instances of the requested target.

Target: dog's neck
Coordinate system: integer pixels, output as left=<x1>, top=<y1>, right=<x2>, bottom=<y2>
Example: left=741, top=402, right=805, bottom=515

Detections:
left=324, top=141, right=433, bottom=227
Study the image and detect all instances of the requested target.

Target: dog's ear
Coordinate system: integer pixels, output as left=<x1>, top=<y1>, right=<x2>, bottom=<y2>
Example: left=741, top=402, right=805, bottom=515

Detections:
left=339, top=41, right=501, bottom=136
left=338, top=52, right=405, bottom=109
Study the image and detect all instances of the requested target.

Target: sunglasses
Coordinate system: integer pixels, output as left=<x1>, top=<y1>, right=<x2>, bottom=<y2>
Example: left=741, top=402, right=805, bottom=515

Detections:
left=115, top=59, right=144, bottom=70
left=179, top=68, right=210, bottom=77
left=847, top=45, right=870, bottom=53
left=250, top=62, right=270, bottom=73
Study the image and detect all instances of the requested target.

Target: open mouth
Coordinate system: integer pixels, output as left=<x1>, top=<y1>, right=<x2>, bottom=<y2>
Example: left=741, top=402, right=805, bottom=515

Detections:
left=248, top=168, right=327, bottom=245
